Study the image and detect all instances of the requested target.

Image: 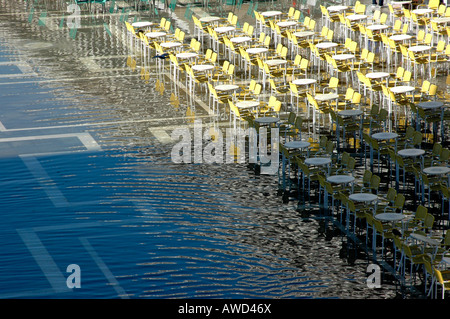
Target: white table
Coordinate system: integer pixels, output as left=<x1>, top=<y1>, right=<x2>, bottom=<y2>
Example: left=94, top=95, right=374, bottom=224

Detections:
left=292, top=78, right=317, bottom=86
left=418, top=101, right=444, bottom=110
left=277, top=21, right=298, bottom=28
left=346, top=14, right=368, bottom=21
left=265, top=59, right=287, bottom=67
left=372, top=132, right=399, bottom=140
left=260, top=11, right=283, bottom=18
left=160, top=42, right=183, bottom=49
left=246, top=47, right=268, bottom=55
left=285, top=141, right=311, bottom=149
left=215, top=84, right=239, bottom=92
left=423, top=166, right=450, bottom=176
left=332, top=53, right=355, bottom=61
left=412, top=8, right=434, bottom=16
left=255, top=117, right=280, bottom=124
left=176, top=52, right=198, bottom=60
left=349, top=192, right=378, bottom=202
left=366, top=24, right=391, bottom=32
left=235, top=100, right=260, bottom=109
left=389, top=34, right=413, bottom=42
left=191, top=64, right=215, bottom=72
left=327, top=174, right=355, bottom=184
left=230, top=36, right=252, bottom=44
left=410, top=233, right=441, bottom=249
left=315, top=93, right=339, bottom=101
left=293, top=31, right=315, bottom=38
left=375, top=212, right=408, bottom=223
left=408, top=45, right=432, bottom=53
left=305, top=157, right=332, bottom=176
left=339, top=109, right=363, bottom=117
left=145, top=31, right=166, bottom=38
left=327, top=5, right=349, bottom=12
left=214, top=26, right=235, bottom=34
left=366, top=72, right=390, bottom=83
left=316, top=42, right=339, bottom=50
left=132, top=21, right=154, bottom=28
left=199, top=16, right=222, bottom=23
left=390, top=85, right=415, bottom=95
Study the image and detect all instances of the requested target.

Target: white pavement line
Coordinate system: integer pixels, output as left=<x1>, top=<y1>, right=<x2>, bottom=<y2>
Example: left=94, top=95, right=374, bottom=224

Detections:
left=20, top=156, right=70, bottom=208
left=79, top=237, right=130, bottom=299
left=16, top=228, right=70, bottom=293
left=0, top=120, right=6, bottom=132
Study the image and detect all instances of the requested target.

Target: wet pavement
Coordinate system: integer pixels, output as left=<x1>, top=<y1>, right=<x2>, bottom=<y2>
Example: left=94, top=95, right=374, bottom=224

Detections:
left=0, top=0, right=439, bottom=299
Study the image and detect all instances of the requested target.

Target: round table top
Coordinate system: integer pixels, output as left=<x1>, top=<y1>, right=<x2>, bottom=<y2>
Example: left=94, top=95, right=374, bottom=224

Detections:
left=327, top=5, right=349, bottom=11
left=349, top=193, right=378, bottom=202
left=327, top=175, right=355, bottom=184
left=398, top=148, right=425, bottom=157
left=375, top=213, right=407, bottom=222
left=339, top=109, right=363, bottom=117
left=332, top=54, right=355, bottom=60
left=231, top=36, right=252, bottom=43
left=316, top=42, right=338, bottom=49
left=346, top=14, right=368, bottom=20
left=372, top=132, right=399, bottom=140
left=215, top=84, right=239, bottom=91
left=261, top=10, right=283, bottom=17
left=418, top=101, right=444, bottom=109
left=246, top=47, right=268, bottom=54
left=292, top=78, right=317, bottom=85
left=132, top=21, right=154, bottom=28
left=410, top=233, right=441, bottom=246
left=235, top=100, right=260, bottom=109
left=366, top=24, right=390, bottom=30
left=255, top=116, right=280, bottom=124
left=431, top=17, right=450, bottom=24
left=176, top=52, right=198, bottom=59
left=265, top=59, right=287, bottom=66
left=423, top=166, right=450, bottom=175
left=214, top=26, right=235, bottom=33
left=284, top=141, right=311, bottom=149
left=390, top=85, right=415, bottom=94
left=277, top=21, right=298, bottom=27
left=305, top=157, right=331, bottom=166
left=412, top=8, right=434, bottom=15
left=199, top=16, right=222, bottom=23
left=293, top=31, right=315, bottom=37
left=160, top=42, right=182, bottom=48
left=191, top=64, right=215, bottom=71
left=408, top=45, right=432, bottom=52
left=390, top=34, right=413, bottom=41
left=145, top=31, right=166, bottom=37
left=366, top=72, right=390, bottom=79
left=315, top=93, right=339, bottom=101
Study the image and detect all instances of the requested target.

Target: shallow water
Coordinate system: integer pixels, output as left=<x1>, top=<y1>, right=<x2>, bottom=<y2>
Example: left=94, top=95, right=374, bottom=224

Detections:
left=0, top=0, right=415, bottom=299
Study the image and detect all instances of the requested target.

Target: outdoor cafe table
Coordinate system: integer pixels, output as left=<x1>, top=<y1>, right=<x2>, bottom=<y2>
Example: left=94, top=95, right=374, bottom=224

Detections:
left=284, top=140, right=311, bottom=157
left=246, top=47, right=268, bottom=55
left=191, top=64, right=215, bottom=79
left=277, top=21, right=298, bottom=29
left=199, top=16, right=222, bottom=24
left=315, top=92, right=339, bottom=112
left=316, top=42, right=339, bottom=52
left=214, top=26, right=236, bottom=34
left=327, top=174, right=355, bottom=192
left=293, top=31, right=315, bottom=38
left=410, top=232, right=441, bottom=256
left=292, top=78, right=317, bottom=94
left=422, top=166, right=450, bottom=202
left=305, top=157, right=332, bottom=176
left=230, top=36, right=252, bottom=44
left=160, top=42, right=183, bottom=50
left=375, top=212, right=409, bottom=229
left=389, top=34, right=413, bottom=42
left=235, top=100, right=260, bottom=111
left=366, top=72, right=390, bottom=84
left=349, top=192, right=378, bottom=234
left=132, top=21, right=154, bottom=29
left=145, top=31, right=166, bottom=39
left=371, top=132, right=398, bottom=172
left=327, top=5, right=349, bottom=13
left=260, top=10, right=283, bottom=18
